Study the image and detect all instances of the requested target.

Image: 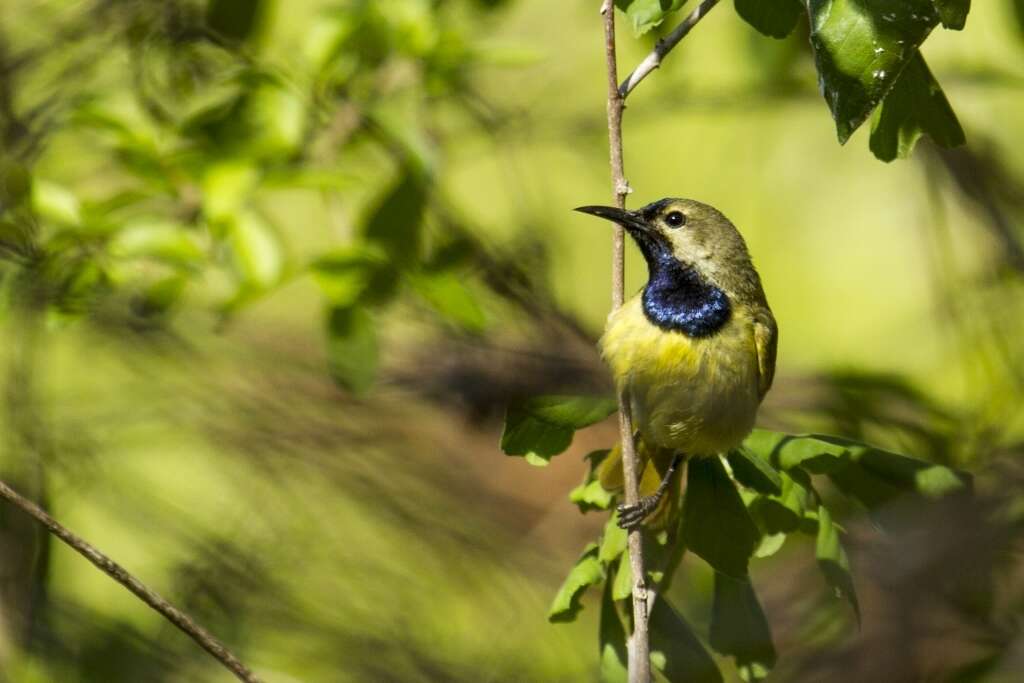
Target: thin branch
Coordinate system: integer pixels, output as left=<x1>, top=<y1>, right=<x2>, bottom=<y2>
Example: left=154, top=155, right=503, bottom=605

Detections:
left=618, top=0, right=722, bottom=98
left=0, top=478, right=262, bottom=683
left=600, top=2, right=650, bottom=681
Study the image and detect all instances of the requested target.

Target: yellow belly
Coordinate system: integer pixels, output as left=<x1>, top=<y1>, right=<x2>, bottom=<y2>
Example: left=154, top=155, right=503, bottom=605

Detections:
left=600, top=296, right=762, bottom=456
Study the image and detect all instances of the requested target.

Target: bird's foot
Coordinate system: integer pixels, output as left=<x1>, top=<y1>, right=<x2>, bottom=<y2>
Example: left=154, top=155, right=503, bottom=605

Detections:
left=616, top=494, right=662, bottom=530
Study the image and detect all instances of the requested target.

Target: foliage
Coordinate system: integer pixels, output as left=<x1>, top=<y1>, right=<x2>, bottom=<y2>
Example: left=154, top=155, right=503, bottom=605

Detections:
left=502, top=395, right=970, bottom=680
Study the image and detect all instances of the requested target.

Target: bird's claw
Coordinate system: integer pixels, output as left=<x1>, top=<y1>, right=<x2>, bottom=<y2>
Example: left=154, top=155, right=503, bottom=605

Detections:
left=616, top=495, right=659, bottom=530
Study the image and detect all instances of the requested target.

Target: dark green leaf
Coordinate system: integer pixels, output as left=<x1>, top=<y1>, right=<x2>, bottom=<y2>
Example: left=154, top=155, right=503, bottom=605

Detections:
left=599, top=579, right=629, bottom=683
left=615, top=0, right=688, bottom=36
left=748, top=468, right=814, bottom=534
left=932, top=0, right=970, bottom=30
left=806, top=0, right=940, bottom=143
left=549, top=543, right=604, bottom=623
left=325, top=306, right=378, bottom=395
left=734, top=0, right=803, bottom=39
left=728, top=447, right=783, bottom=495
left=709, top=574, right=776, bottom=682
left=206, top=0, right=268, bottom=43
left=816, top=505, right=861, bottom=621
left=501, top=396, right=618, bottom=465
left=361, top=170, right=427, bottom=268
left=1014, top=0, right=1024, bottom=40
left=869, top=52, right=965, bottom=161
left=650, top=599, right=723, bottom=683
left=682, top=457, right=760, bottom=578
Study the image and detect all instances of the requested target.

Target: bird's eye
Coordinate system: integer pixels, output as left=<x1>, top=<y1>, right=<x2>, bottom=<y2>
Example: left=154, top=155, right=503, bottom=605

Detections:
left=665, top=211, right=686, bottom=228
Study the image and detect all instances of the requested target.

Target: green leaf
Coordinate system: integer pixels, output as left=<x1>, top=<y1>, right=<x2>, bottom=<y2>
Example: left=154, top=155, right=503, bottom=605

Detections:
left=202, top=160, right=258, bottom=229
left=600, top=512, right=629, bottom=564
left=748, top=468, right=814, bottom=534
left=325, top=306, right=378, bottom=395
left=1014, top=0, right=1024, bottom=40
left=682, top=457, right=760, bottom=578
left=869, top=52, right=965, bottom=161
left=734, top=0, right=804, bottom=39
left=806, top=0, right=940, bottom=143
left=709, top=574, right=776, bottom=681
left=109, top=220, right=206, bottom=268
left=206, top=0, right=268, bottom=43
left=570, top=450, right=615, bottom=512
left=599, top=579, right=629, bottom=683
left=361, top=170, right=427, bottom=268
left=742, top=430, right=970, bottom=503
left=311, top=246, right=390, bottom=308
left=612, top=555, right=633, bottom=601
left=501, top=396, right=618, bottom=464
left=727, top=447, right=783, bottom=495
left=407, top=269, right=487, bottom=332
left=615, top=0, right=688, bottom=36
left=549, top=543, right=604, bottom=623
left=931, top=0, right=969, bottom=30
left=815, top=505, right=861, bottom=621
left=650, top=599, right=723, bottom=683
left=227, top=210, right=284, bottom=290
left=32, top=179, right=81, bottom=227
left=0, top=160, right=32, bottom=208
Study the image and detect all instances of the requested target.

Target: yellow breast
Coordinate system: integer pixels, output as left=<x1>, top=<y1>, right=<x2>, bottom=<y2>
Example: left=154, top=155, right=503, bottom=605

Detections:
left=600, top=296, right=762, bottom=456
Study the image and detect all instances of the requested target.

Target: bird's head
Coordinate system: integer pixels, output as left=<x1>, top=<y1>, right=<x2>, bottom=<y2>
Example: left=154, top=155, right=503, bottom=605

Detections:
left=575, top=197, right=754, bottom=294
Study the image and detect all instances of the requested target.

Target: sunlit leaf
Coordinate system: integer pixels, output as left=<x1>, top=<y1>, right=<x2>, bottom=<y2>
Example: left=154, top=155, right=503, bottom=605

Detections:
left=734, top=0, right=803, bottom=39
left=325, top=305, right=378, bottom=394
left=311, top=245, right=390, bottom=308
left=615, top=0, right=688, bottom=36
left=650, top=599, right=723, bottom=683
left=869, top=52, right=964, bottom=161
left=549, top=543, right=604, bottom=623
left=600, top=511, right=628, bottom=564
left=682, top=456, right=760, bottom=577
left=612, top=555, right=633, bottom=601
left=501, top=395, right=618, bottom=465
left=227, top=210, right=283, bottom=289
left=32, top=179, right=81, bottom=227
left=815, top=505, right=861, bottom=621
left=202, top=161, right=259, bottom=230
left=709, top=574, right=776, bottom=681
left=110, top=220, right=206, bottom=268
left=570, top=450, right=615, bottom=513
left=806, top=0, right=940, bottom=143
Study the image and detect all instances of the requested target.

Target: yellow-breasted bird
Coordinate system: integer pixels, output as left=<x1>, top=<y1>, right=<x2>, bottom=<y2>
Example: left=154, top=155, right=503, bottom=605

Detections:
left=576, top=198, right=777, bottom=529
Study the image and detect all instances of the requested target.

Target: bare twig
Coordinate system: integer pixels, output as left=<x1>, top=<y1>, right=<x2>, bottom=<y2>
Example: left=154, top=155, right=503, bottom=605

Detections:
left=618, top=0, right=722, bottom=98
left=600, top=2, right=649, bottom=681
left=0, top=478, right=262, bottom=683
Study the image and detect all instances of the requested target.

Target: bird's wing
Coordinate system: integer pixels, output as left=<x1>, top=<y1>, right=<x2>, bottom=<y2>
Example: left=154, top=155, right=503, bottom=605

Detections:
left=754, top=311, right=778, bottom=399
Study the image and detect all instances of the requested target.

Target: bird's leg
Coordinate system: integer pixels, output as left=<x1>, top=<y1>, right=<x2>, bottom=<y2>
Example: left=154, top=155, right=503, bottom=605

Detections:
left=617, top=453, right=684, bottom=530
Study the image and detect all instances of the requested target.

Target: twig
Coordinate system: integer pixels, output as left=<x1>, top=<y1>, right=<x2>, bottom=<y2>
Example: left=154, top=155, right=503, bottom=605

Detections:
left=618, top=0, right=722, bottom=98
left=600, top=2, right=649, bottom=681
left=0, top=478, right=262, bottom=683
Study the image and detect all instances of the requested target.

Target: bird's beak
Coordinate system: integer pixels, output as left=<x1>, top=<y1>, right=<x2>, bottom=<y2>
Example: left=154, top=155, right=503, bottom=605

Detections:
left=574, top=205, right=651, bottom=234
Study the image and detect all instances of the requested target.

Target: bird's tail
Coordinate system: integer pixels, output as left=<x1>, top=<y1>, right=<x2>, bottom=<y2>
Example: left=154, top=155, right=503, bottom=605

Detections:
left=597, top=435, right=683, bottom=529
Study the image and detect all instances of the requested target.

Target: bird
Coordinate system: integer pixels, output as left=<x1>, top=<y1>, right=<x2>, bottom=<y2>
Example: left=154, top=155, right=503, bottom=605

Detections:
left=575, top=198, right=777, bottom=529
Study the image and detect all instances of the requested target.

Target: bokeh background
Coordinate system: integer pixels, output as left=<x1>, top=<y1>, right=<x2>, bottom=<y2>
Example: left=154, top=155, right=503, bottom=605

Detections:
left=1, top=0, right=1023, bottom=681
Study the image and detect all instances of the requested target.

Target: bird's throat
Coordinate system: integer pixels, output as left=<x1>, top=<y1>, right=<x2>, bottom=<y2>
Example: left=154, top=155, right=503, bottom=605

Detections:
left=641, top=251, right=731, bottom=338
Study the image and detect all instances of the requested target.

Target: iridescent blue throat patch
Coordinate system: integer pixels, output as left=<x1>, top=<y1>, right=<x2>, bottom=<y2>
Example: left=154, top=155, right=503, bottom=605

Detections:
left=640, top=249, right=731, bottom=338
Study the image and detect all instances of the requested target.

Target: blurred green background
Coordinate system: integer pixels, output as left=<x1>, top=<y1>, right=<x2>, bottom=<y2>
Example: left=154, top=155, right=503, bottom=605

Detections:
left=1, top=0, right=1023, bottom=681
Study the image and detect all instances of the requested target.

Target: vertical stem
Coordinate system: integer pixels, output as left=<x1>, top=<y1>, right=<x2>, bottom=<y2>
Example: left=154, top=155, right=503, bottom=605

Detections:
left=600, top=3, right=650, bottom=682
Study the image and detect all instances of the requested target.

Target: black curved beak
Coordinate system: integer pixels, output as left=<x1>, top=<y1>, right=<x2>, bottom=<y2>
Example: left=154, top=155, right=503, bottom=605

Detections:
left=574, top=205, right=651, bottom=234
